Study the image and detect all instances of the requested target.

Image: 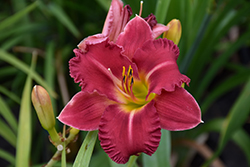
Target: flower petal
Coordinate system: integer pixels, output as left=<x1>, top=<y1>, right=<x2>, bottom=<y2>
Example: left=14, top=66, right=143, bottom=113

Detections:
left=102, top=0, right=132, bottom=42
left=154, top=87, right=202, bottom=131
left=70, top=39, right=138, bottom=102
left=77, top=34, right=107, bottom=52
left=58, top=91, right=110, bottom=131
left=132, top=38, right=190, bottom=95
left=98, top=101, right=161, bottom=164
left=143, top=13, right=169, bottom=39
left=152, top=23, right=169, bottom=39
left=116, top=16, right=153, bottom=60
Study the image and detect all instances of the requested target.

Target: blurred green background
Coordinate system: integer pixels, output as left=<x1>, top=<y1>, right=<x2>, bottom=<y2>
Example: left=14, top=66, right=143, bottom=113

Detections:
left=0, top=0, right=250, bottom=166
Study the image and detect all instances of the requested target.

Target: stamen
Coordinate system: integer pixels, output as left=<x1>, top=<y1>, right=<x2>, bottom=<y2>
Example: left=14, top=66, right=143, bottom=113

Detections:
left=139, top=1, right=143, bottom=17
left=122, top=66, right=126, bottom=77
left=122, top=75, right=127, bottom=92
left=108, top=68, right=130, bottom=98
left=129, top=77, right=136, bottom=100
left=120, top=66, right=137, bottom=102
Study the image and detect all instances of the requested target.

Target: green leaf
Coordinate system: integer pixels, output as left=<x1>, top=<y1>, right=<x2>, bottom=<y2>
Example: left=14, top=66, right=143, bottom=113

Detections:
left=142, top=129, right=171, bottom=167
left=219, top=76, right=250, bottom=149
left=61, top=126, right=67, bottom=167
left=203, top=76, right=250, bottom=166
left=188, top=0, right=250, bottom=90
left=73, top=131, right=98, bottom=167
left=108, top=155, right=138, bottom=167
left=0, top=85, right=21, bottom=104
left=48, top=3, right=81, bottom=38
left=0, top=1, right=38, bottom=31
left=0, top=119, right=16, bottom=147
left=15, top=54, right=37, bottom=167
left=155, top=0, right=171, bottom=24
left=201, top=69, right=250, bottom=113
left=96, top=0, right=112, bottom=11
left=196, top=30, right=250, bottom=99
left=0, top=148, right=15, bottom=165
left=0, top=95, right=18, bottom=133
left=232, top=129, right=250, bottom=166
left=0, top=49, right=57, bottom=98
left=196, top=118, right=250, bottom=166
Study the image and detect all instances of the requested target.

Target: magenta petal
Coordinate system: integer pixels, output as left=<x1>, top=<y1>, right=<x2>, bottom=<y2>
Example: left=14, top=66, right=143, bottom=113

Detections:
left=116, top=16, right=153, bottom=60
left=99, top=101, right=161, bottom=164
left=133, top=38, right=190, bottom=95
left=77, top=34, right=107, bottom=52
left=152, top=24, right=169, bottom=39
left=58, top=91, right=109, bottom=131
left=70, top=39, right=138, bottom=101
left=155, top=87, right=202, bottom=131
left=102, top=0, right=132, bottom=42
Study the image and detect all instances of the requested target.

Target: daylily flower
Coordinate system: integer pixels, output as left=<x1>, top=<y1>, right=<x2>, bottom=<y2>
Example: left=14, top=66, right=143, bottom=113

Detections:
left=77, top=0, right=168, bottom=52
left=58, top=0, right=202, bottom=164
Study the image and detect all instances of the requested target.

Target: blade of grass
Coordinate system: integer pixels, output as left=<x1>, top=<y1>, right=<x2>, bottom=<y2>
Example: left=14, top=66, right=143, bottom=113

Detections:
left=155, top=0, right=171, bottom=24
left=203, top=76, right=250, bottom=166
left=73, top=131, right=98, bottom=167
left=201, top=69, right=250, bottom=113
left=232, top=129, right=250, bottom=166
left=142, top=129, right=171, bottom=167
left=48, top=3, right=81, bottom=38
left=0, top=95, right=18, bottom=132
left=96, top=0, right=112, bottom=11
left=0, top=1, right=38, bottom=31
left=44, top=42, right=57, bottom=114
left=0, top=86, right=21, bottom=104
left=188, top=0, right=249, bottom=89
left=61, top=125, right=66, bottom=167
left=1, top=35, right=24, bottom=50
left=0, top=148, right=15, bottom=165
left=179, top=13, right=211, bottom=73
left=196, top=29, right=250, bottom=100
left=196, top=118, right=250, bottom=166
left=0, top=66, right=18, bottom=78
left=108, top=155, right=138, bottom=167
left=0, top=119, right=16, bottom=147
left=15, top=53, right=37, bottom=167
left=0, top=49, right=57, bottom=98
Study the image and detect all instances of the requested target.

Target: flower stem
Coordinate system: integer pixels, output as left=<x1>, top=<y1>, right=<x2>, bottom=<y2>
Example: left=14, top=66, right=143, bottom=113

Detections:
left=47, top=127, right=61, bottom=145
left=45, top=127, right=80, bottom=166
left=127, top=155, right=138, bottom=167
left=45, top=150, right=61, bottom=167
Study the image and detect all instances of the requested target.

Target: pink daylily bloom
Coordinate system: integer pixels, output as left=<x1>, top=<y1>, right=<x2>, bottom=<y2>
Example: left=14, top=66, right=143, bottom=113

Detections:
left=58, top=0, right=202, bottom=164
left=78, top=0, right=132, bottom=52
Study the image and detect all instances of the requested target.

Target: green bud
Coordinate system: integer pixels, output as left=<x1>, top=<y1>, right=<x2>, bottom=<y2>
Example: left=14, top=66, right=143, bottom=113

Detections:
left=31, top=85, right=55, bottom=130
left=163, top=19, right=182, bottom=45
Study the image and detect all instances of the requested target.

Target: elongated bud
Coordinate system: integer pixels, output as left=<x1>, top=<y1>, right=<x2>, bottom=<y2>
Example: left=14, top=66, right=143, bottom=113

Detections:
left=31, top=85, right=55, bottom=130
left=163, top=19, right=182, bottom=45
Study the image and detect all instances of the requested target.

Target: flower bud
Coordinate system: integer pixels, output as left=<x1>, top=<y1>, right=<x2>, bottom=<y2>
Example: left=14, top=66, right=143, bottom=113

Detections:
left=163, top=19, right=182, bottom=45
left=31, top=85, right=55, bottom=130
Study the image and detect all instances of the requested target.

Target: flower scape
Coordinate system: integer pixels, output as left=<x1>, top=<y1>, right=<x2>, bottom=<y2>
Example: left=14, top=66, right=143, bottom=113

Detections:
left=58, top=0, right=202, bottom=164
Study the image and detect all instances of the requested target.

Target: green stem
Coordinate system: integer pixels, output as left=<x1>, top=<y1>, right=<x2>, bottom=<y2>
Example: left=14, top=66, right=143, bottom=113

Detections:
left=45, top=150, right=62, bottom=167
left=127, top=155, right=138, bottom=167
left=45, top=127, right=80, bottom=166
left=47, top=127, right=61, bottom=145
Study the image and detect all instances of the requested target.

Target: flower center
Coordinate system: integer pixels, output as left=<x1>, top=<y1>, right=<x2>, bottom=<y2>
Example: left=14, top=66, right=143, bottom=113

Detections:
left=109, top=66, right=155, bottom=110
